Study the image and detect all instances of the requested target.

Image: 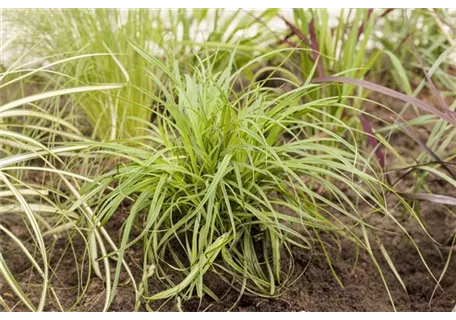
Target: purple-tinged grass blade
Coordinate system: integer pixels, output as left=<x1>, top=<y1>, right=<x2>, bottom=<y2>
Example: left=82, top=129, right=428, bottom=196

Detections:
left=357, top=9, right=374, bottom=41
left=311, top=76, right=456, bottom=127
left=397, top=192, right=456, bottom=206
left=358, top=115, right=386, bottom=168
left=357, top=8, right=396, bottom=41
left=309, top=17, right=324, bottom=78
left=278, top=38, right=300, bottom=48
left=358, top=115, right=390, bottom=184
left=279, top=15, right=324, bottom=76
left=278, top=31, right=295, bottom=45
left=380, top=9, right=395, bottom=18
left=279, top=15, right=311, bottom=47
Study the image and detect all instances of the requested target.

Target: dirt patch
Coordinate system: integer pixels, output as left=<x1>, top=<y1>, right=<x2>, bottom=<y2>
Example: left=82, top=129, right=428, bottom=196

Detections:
left=2, top=202, right=455, bottom=312
left=178, top=203, right=456, bottom=311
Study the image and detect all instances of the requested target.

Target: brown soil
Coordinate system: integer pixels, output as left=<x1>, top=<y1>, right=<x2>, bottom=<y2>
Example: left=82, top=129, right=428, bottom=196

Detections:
left=1, top=92, right=456, bottom=312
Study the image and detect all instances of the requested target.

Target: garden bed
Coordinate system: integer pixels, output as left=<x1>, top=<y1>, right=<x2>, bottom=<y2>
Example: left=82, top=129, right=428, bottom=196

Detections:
left=1, top=8, right=455, bottom=313
left=2, top=93, right=455, bottom=312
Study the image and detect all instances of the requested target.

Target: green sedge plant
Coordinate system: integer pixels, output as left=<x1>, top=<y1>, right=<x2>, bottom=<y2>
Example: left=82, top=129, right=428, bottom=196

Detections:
left=72, top=44, right=432, bottom=311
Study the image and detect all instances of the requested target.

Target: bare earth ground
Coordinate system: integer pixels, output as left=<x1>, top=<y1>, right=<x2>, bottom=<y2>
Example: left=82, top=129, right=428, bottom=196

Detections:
left=1, top=92, right=456, bottom=312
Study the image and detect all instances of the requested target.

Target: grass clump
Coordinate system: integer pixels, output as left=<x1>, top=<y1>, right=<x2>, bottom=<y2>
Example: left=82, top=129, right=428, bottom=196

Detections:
left=73, top=45, right=422, bottom=310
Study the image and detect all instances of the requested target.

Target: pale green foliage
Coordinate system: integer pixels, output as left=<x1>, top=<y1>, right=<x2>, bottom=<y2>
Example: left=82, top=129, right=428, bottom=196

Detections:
left=75, top=46, right=423, bottom=310
left=0, top=52, right=136, bottom=311
left=4, top=8, right=279, bottom=139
